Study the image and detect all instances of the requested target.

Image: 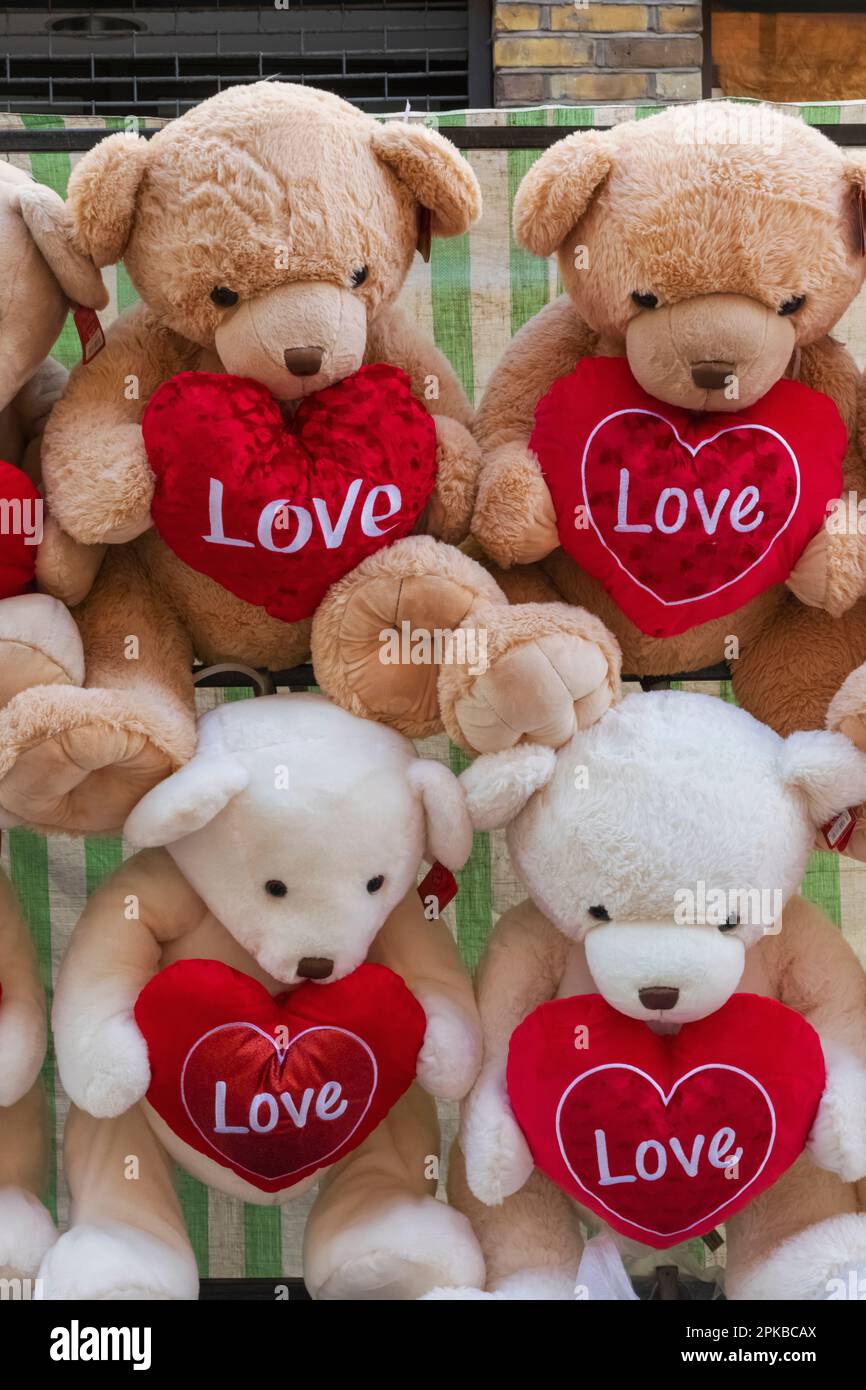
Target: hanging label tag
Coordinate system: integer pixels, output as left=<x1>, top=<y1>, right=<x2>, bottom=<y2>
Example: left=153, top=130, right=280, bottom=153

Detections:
left=73, top=305, right=105, bottom=363
left=417, top=860, right=458, bottom=915
left=821, top=807, right=857, bottom=852
left=852, top=183, right=866, bottom=258
left=417, top=205, right=432, bottom=263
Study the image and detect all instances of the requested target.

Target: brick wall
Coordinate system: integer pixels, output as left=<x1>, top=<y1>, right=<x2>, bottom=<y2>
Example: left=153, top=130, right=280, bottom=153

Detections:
left=493, top=1, right=704, bottom=106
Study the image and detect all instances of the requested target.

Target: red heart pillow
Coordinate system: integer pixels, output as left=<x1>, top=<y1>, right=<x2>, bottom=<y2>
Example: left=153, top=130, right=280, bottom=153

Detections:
left=507, top=993, right=824, bottom=1249
left=0, top=461, right=40, bottom=600
left=134, top=959, right=426, bottom=1194
left=142, top=365, right=437, bottom=624
left=530, top=357, right=846, bottom=638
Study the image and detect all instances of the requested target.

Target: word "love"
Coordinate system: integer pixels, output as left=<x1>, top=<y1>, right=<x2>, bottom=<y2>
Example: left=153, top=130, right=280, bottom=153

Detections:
left=594, top=1125, right=743, bottom=1185
left=615, top=469, right=764, bottom=537
left=203, top=477, right=402, bottom=554
left=212, top=1078, right=348, bottom=1135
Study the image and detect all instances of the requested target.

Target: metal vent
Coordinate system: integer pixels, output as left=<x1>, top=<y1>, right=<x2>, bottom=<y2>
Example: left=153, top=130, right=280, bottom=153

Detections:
left=0, top=2, right=487, bottom=117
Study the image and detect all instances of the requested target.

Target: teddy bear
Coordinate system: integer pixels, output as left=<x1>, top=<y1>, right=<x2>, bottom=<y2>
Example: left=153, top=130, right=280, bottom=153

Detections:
left=0, top=81, right=619, bottom=836
left=40, top=691, right=486, bottom=1299
left=0, top=864, right=57, bottom=1292
left=438, top=686, right=866, bottom=1300
left=306, top=101, right=866, bottom=839
left=0, top=160, right=107, bottom=715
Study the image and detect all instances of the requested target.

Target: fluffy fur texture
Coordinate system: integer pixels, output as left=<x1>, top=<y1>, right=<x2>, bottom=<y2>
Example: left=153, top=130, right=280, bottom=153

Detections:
left=450, top=690, right=866, bottom=1299
left=0, top=82, right=488, bottom=833
left=45, top=692, right=484, bottom=1300
left=466, top=103, right=866, bottom=848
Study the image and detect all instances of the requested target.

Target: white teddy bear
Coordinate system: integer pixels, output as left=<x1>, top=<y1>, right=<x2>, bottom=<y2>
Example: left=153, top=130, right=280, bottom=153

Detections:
left=446, top=690, right=866, bottom=1301
left=43, top=692, right=484, bottom=1300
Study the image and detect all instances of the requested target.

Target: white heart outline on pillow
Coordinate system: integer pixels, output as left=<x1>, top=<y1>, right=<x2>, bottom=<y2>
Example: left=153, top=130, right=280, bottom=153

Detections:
left=555, top=1061, right=776, bottom=1240
left=178, top=1021, right=378, bottom=1182
left=580, top=409, right=802, bottom=608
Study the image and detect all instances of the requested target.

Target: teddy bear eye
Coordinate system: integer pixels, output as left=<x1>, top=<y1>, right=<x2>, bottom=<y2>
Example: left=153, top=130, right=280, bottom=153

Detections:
left=350, top=266, right=368, bottom=289
left=265, top=879, right=288, bottom=898
left=366, top=874, right=384, bottom=894
left=719, top=912, right=740, bottom=932
left=210, top=286, right=239, bottom=308
left=778, top=294, right=805, bottom=317
left=588, top=904, right=610, bottom=921
left=631, top=291, right=658, bottom=310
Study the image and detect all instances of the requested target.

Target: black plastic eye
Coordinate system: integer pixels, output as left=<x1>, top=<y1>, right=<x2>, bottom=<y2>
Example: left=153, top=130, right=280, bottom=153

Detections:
left=588, top=905, right=610, bottom=921
left=631, top=291, right=659, bottom=310
left=211, top=286, right=239, bottom=307
left=719, top=912, right=739, bottom=932
left=366, top=875, right=384, bottom=894
left=350, top=266, right=368, bottom=288
left=778, top=294, right=805, bottom=316
left=265, top=879, right=287, bottom=898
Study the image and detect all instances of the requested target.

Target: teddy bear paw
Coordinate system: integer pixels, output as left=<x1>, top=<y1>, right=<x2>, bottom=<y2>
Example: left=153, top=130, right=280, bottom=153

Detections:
left=0, top=594, right=85, bottom=710
left=59, top=1015, right=151, bottom=1119
left=807, top=1045, right=866, bottom=1181
left=0, top=1187, right=57, bottom=1287
left=462, top=1078, right=535, bottom=1206
left=414, top=990, right=483, bottom=1101
left=37, top=1222, right=198, bottom=1301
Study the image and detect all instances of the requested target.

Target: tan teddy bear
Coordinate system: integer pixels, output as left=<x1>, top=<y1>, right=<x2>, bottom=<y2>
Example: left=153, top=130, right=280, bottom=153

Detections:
left=0, top=82, right=620, bottom=833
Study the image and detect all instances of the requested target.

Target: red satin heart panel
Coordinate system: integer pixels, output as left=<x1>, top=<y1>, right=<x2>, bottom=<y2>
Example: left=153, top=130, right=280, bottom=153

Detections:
left=142, top=365, right=438, bottom=623
left=530, top=357, right=846, bottom=637
left=507, top=993, right=825, bottom=1249
left=135, top=959, right=425, bottom=1194
left=0, top=461, right=40, bottom=600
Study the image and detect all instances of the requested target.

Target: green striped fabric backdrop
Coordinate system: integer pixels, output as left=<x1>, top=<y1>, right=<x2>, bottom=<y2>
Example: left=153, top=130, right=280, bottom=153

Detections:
left=2, top=99, right=866, bottom=1280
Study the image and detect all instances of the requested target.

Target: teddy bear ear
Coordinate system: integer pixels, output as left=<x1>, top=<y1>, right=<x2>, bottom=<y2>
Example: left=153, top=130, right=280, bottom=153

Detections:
left=65, top=130, right=151, bottom=268
left=460, top=744, right=558, bottom=832
left=14, top=183, right=109, bottom=309
left=123, top=754, right=250, bottom=848
left=513, top=130, right=613, bottom=259
left=778, top=729, right=866, bottom=828
left=407, top=759, right=474, bottom=871
left=371, top=122, right=482, bottom=238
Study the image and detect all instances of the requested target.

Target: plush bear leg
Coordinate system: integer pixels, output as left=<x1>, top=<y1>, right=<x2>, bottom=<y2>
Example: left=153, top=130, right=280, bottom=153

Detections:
left=725, top=1155, right=866, bottom=1300
left=0, top=549, right=197, bottom=833
left=0, top=1082, right=56, bottom=1291
left=303, top=1085, right=484, bottom=1300
left=38, top=1103, right=198, bottom=1301
left=0, top=593, right=84, bottom=709
left=424, top=1143, right=585, bottom=1300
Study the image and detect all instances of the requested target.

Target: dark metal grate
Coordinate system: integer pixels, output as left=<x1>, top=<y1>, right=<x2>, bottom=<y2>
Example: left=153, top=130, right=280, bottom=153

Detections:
left=0, top=1, right=483, bottom=117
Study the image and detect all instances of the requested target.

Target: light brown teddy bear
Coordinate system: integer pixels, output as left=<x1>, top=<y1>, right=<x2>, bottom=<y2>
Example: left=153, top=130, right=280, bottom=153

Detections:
left=315, top=105, right=866, bottom=822
left=0, top=82, right=616, bottom=834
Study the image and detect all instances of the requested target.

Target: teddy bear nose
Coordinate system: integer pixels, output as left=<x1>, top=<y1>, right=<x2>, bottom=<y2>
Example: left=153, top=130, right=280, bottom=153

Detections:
left=638, top=986, right=680, bottom=1012
left=284, top=347, right=324, bottom=377
left=296, top=956, right=334, bottom=980
left=690, top=360, right=735, bottom=390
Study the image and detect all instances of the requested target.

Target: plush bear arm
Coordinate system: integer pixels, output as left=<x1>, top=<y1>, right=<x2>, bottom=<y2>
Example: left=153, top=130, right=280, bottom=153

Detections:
left=366, top=304, right=480, bottom=543
left=460, top=900, right=568, bottom=1205
left=472, top=298, right=597, bottom=567
left=368, top=885, right=482, bottom=1101
left=0, top=871, right=46, bottom=1108
left=763, top=894, right=866, bottom=1181
left=41, top=304, right=196, bottom=546
left=12, top=356, right=68, bottom=484
left=787, top=338, right=866, bottom=614
left=53, top=848, right=208, bottom=1119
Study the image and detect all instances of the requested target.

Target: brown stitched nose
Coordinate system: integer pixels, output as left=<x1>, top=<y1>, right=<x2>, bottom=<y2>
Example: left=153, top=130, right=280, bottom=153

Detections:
left=690, top=360, right=735, bottom=391
left=296, top=956, right=334, bottom=981
left=283, top=347, right=323, bottom=377
left=638, top=987, right=680, bottom=1012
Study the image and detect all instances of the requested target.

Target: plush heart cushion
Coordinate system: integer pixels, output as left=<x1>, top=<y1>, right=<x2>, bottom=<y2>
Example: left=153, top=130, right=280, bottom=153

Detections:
left=0, top=461, right=40, bottom=600
left=530, top=357, right=846, bottom=638
left=142, top=365, right=438, bottom=623
left=135, top=959, right=426, bottom=1194
left=507, top=993, right=825, bottom=1249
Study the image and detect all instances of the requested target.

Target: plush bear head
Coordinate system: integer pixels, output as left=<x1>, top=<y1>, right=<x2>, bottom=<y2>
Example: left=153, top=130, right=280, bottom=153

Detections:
left=124, top=692, right=471, bottom=984
left=462, top=690, right=866, bottom=1025
left=0, top=162, right=107, bottom=413
left=64, top=82, right=480, bottom=400
left=513, top=102, right=866, bottom=411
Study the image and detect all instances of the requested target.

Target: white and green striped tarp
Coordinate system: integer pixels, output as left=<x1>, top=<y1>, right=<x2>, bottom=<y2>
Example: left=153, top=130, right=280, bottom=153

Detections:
left=3, top=100, right=866, bottom=1281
